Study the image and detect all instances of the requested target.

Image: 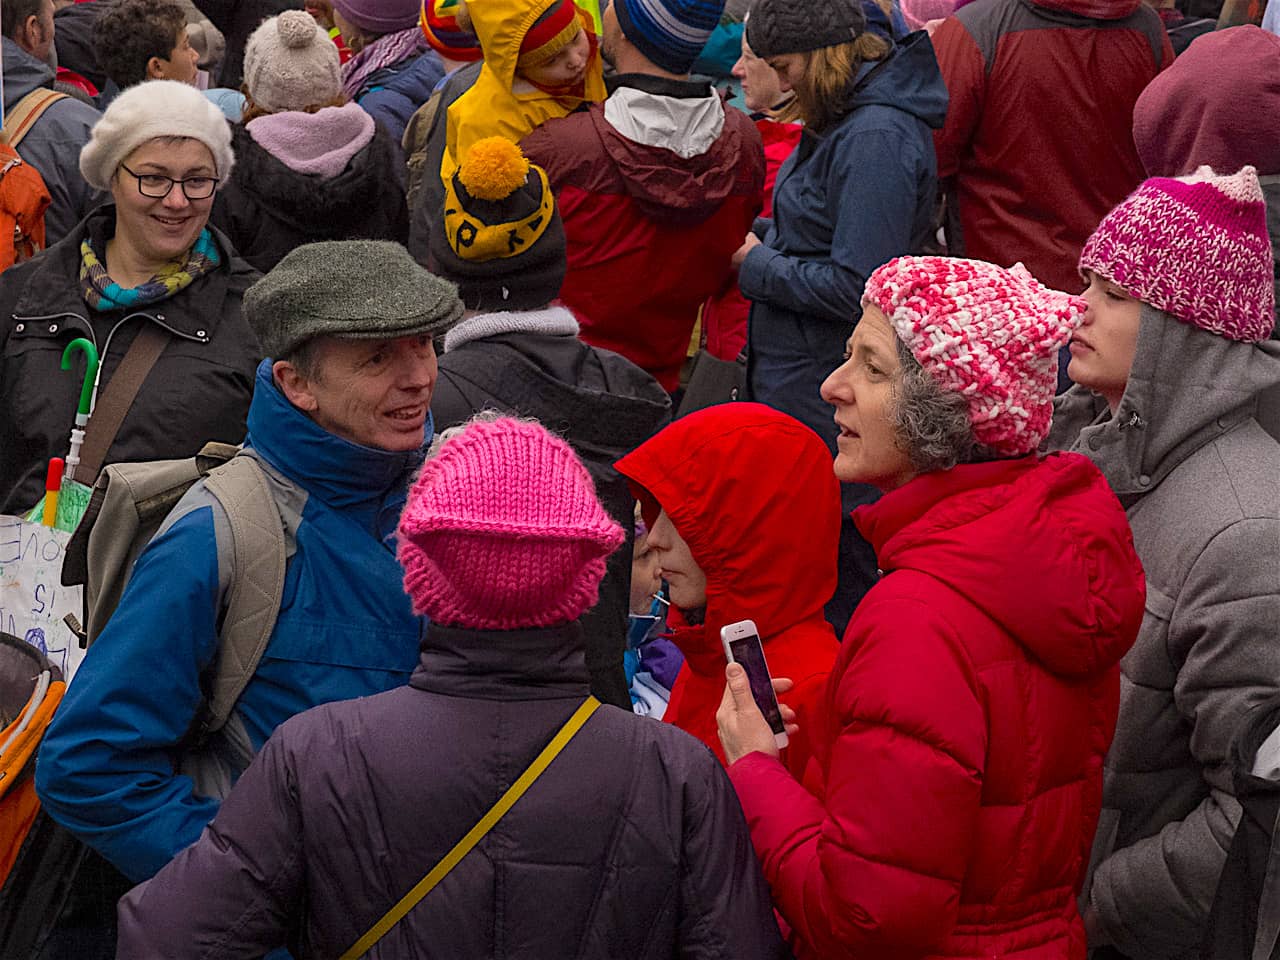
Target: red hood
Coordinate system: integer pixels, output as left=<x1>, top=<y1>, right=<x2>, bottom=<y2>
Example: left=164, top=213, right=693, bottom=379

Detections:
left=1032, top=0, right=1142, bottom=18
left=615, top=403, right=841, bottom=677
left=856, top=454, right=1144, bottom=679
left=588, top=103, right=760, bottom=226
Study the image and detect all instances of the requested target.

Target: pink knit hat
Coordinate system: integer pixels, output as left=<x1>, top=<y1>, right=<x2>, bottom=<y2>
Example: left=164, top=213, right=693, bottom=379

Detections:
left=398, top=418, right=625, bottom=630
left=863, top=256, right=1085, bottom=457
left=1079, top=165, right=1276, bottom=343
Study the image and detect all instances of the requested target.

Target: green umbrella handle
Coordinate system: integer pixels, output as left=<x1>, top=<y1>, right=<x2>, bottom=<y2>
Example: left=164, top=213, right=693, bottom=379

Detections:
left=61, top=338, right=99, bottom=417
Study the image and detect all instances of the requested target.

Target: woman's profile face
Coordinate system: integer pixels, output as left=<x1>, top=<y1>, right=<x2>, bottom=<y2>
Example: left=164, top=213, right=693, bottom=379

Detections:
left=820, top=304, right=916, bottom=491
left=1068, top=270, right=1142, bottom=412
left=732, top=34, right=786, bottom=112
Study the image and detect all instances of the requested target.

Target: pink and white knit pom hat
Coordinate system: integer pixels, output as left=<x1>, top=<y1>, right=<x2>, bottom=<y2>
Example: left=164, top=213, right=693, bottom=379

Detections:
left=398, top=418, right=624, bottom=631
left=1079, top=165, right=1275, bottom=343
left=863, top=256, right=1085, bottom=457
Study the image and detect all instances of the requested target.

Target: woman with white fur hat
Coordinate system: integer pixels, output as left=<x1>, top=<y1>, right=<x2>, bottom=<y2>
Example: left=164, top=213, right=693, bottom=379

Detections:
left=0, top=78, right=261, bottom=514
left=210, top=10, right=410, bottom=273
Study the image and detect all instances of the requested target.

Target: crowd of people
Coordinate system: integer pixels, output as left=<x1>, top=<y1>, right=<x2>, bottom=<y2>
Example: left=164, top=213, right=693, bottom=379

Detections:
left=0, top=0, right=1278, bottom=955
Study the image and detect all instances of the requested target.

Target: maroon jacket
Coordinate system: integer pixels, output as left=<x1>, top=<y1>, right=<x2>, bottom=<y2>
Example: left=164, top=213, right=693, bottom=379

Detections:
left=932, top=0, right=1172, bottom=293
left=115, top=622, right=788, bottom=960
left=523, top=75, right=764, bottom=392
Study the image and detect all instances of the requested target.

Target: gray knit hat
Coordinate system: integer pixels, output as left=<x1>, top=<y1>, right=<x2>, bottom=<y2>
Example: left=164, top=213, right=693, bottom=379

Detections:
left=745, top=0, right=867, bottom=58
left=244, top=240, right=465, bottom=359
left=243, top=11, right=342, bottom=114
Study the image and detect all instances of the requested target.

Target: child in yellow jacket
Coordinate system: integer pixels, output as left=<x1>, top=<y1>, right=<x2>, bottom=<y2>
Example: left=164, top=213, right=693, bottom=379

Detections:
left=441, top=0, right=606, bottom=178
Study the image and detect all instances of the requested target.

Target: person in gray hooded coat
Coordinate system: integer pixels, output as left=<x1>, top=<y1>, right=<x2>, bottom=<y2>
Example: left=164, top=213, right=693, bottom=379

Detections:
left=1046, top=165, right=1280, bottom=960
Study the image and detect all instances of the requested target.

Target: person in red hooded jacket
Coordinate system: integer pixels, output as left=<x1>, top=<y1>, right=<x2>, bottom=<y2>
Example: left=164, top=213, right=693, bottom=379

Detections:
left=615, top=402, right=840, bottom=774
left=716, top=256, right=1146, bottom=960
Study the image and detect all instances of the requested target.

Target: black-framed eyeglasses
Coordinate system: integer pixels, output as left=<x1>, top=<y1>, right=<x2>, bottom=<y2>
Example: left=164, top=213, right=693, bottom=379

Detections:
left=118, top=163, right=219, bottom=200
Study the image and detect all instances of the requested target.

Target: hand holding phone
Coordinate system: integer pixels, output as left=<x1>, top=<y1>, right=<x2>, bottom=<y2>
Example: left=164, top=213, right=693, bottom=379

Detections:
left=720, top=619, right=789, bottom=750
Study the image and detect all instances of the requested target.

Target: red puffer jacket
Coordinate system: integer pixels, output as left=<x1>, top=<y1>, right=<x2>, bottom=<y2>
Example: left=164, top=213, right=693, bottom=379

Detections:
left=728, top=453, right=1146, bottom=960
left=615, top=403, right=840, bottom=774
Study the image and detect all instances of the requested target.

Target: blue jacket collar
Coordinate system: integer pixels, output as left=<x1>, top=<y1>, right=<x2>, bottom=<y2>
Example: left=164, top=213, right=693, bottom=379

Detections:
left=244, top=360, right=430, bottom=524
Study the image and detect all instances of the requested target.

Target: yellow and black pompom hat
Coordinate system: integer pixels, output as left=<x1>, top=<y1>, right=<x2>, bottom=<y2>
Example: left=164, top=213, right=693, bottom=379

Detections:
left=430, top=137, right=567, bottom=313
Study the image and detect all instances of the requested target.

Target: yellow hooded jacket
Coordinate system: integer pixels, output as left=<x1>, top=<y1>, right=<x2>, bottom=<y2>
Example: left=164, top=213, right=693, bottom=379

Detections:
left=441, top=0, right=606, bottom=179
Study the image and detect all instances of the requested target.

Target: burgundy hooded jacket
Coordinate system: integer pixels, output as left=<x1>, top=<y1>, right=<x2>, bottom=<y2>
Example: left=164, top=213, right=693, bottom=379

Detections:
left=932, top=0, right=1172, bottom=293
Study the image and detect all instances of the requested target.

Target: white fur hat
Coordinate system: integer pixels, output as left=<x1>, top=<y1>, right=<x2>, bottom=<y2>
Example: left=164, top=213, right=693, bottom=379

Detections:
left=243, top=11, right=342, bottom=114
left=79, top=80, right=235, bottom=192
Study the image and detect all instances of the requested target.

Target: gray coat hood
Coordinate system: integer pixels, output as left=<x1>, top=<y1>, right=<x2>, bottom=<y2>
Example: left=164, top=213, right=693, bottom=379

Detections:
left=1, top=36, right=55, bottom=110
left=1049, top=305, right=1280, bottom=498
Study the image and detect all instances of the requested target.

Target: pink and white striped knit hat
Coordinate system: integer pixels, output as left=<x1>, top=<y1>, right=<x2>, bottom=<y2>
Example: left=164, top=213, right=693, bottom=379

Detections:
left=863, top=257, right=1085, bottom=457
left=398, top=417, right=624, bottom=630
left=1079, top=165, right=1275, bottom=343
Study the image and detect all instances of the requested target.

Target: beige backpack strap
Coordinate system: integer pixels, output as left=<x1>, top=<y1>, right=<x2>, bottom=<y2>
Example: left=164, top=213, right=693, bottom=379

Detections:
left=1, top=89, right=69, bottom=150
left=200, top=455, right=287, bottom=735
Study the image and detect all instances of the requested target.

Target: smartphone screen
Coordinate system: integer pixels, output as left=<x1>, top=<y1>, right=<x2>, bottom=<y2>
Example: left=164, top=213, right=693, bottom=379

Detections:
left=729, top=634, right=786, bottom=736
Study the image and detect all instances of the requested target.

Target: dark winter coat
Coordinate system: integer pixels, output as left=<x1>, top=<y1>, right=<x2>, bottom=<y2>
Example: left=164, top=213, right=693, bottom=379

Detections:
left=355, top=51, right=446, bottom=147
left=115, top=621, right=790, bottom=960
left=740, top=32, right=947, bottom=453
left=430, top=307, right=672, bottom=709
left=0, top=205, right=260, bottom=514
left=407, top=60, right=482, bottom=264
left=210, top=122, right=409, bottom=273
left=729, top=454, right=1145, bottom=960
left=53, top=2, right=109, bottom=92
left=192, top=0, right=296, bottom=88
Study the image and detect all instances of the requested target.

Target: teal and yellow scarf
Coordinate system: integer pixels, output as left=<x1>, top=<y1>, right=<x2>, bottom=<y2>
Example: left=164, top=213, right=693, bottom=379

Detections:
left=80, top=229, right=221, bottom=312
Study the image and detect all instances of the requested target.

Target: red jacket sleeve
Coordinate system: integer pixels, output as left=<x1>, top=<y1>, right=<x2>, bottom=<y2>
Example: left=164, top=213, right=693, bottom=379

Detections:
left=931, top=18, right=987, bottom=180
left=728, top=594, right=987, bottom=959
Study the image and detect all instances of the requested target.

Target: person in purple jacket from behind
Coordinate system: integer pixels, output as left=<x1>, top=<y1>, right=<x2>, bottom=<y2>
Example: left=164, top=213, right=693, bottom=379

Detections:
left=115, top=414, right=788, bottom=960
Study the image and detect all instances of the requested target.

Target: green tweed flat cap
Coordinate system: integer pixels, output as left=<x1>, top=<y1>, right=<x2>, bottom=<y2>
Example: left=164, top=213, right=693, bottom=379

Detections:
left=244, top=240, right=465, bottom=358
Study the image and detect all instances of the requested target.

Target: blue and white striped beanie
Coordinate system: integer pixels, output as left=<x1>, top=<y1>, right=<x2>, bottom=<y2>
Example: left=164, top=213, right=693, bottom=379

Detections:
left=614, top=0, right=726, bottom=74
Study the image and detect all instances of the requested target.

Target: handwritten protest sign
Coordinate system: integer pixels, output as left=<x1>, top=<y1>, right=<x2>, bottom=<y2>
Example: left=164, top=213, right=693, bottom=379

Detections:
left=0, top=515, right=84, bottom=681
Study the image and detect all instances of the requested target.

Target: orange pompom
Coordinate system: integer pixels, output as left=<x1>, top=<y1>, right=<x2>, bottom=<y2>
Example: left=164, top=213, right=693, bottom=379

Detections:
left=458, top=137, right=531, bottom=201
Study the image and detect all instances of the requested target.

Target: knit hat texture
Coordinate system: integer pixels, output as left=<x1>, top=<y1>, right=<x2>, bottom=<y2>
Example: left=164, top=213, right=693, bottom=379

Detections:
left=745, top=0, right=867, bottom=58
left=333, top=0, right=420, bottom=34
left=615, top=0, right=725, bottom=75
left=864, top=256, right=1085, bottom=457
left=518, top=0, right=583, bottom=67
left=1079, top=165, right=1275, bottom=343
left=79, top=80, right=234, bottom=191
left=245, top=240, right=464, bottom=358
left=398, top=417, right=625, bottom=629
left=420, top=0, right=482, bottom=59
left=243, top=11, right=342, bottom=113
left=429, top=137, right=567, bottom=312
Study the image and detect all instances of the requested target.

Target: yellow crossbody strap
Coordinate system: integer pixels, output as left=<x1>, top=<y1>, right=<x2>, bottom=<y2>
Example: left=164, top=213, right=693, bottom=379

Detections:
left=339, top=696, right=602, bottom=960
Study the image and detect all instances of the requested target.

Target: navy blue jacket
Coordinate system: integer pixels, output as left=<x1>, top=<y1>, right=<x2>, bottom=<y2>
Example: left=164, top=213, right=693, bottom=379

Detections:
left=35, top=361, right=429, bottom=882
left=356, top=51, right=446, bottom=146
left=741, top=33, right=947, bottom=446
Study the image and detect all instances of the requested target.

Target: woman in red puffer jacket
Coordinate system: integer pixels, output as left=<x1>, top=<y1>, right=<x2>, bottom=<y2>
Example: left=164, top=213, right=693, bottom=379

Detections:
left=717, top=256, right=1146, bottom=960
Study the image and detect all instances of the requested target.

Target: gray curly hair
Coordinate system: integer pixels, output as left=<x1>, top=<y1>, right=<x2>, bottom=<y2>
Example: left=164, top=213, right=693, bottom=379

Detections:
left=889, top=340, right=998, bottom=474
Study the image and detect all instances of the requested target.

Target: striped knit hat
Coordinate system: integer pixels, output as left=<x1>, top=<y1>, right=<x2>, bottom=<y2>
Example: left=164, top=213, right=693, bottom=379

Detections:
left=1079, top=166, right=1275, bottom=343
left=398, top=417, right=624, bottom=630
left=518, top=0, right=585, bottom=67
left=614, top=0, right=725, bottom=74
left=864, top=257, right=1085, bottom=457
left=419, top=0, right=482, bottom=60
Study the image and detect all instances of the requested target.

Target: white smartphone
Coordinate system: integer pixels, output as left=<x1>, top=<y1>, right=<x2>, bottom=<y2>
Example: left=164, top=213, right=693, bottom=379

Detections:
left=720, top=618, right=789, bottom=750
